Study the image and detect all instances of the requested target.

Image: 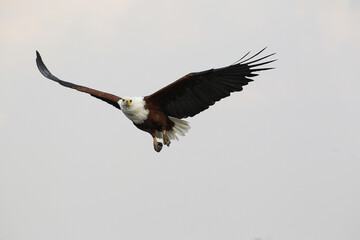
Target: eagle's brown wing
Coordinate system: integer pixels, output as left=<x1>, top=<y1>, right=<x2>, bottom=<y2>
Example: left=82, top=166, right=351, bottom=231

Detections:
left=145, top=48, right=276, bottom=118
left=36, top=51, right=122, bottom=109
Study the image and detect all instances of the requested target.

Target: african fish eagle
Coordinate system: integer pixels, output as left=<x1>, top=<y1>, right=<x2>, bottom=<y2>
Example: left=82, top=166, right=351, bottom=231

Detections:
left=36, top=49, right=275, bottom=152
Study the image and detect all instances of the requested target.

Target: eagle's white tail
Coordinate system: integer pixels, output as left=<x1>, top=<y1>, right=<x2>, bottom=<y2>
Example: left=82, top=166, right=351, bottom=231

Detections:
left=155, top=117, right=191, bottom=140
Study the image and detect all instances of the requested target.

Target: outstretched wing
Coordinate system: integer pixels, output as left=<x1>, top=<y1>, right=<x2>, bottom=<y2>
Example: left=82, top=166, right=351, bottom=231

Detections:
left=36, top=51, right=122, bottom=109
left=145, top=48, right=276, bottom=118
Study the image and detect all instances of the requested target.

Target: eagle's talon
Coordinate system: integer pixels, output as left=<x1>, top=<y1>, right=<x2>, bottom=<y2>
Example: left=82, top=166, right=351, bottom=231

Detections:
left=153, top=136, right=163, bottom=152
left=163, top=137, right=171, bottom=147
left=155, top=142, right=163, bottom=152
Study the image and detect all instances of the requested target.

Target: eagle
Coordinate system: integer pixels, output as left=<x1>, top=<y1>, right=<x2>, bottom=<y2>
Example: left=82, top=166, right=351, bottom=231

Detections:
left=36, top=49, right=275, bottom=152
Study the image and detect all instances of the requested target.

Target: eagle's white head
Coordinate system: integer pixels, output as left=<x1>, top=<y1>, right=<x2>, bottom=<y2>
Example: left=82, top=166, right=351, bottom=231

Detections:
left=119, top=97, right=149, bottom=124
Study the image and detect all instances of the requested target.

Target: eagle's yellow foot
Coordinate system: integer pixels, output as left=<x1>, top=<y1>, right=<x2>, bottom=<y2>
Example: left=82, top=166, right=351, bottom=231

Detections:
left=162, top=130, right=171, bottom=147
left=153, top=137, right=163, bottom=152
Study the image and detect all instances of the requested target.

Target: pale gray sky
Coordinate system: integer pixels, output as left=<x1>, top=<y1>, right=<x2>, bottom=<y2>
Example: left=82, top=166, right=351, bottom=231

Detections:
left=1, top=0, right=360, bottom=239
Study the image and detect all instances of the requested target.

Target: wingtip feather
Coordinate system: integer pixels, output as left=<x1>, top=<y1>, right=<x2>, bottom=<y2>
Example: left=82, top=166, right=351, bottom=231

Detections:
left=36, top=50, right=42, bottom=61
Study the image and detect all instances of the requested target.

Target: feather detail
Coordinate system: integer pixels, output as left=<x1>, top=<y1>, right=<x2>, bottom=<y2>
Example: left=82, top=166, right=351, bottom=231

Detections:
left=145, top=49, right=276, bottom=119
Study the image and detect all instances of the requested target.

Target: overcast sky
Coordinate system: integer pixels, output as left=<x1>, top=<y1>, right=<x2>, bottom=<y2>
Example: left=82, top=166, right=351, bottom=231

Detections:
left=1, top=0, right=360, bottom=239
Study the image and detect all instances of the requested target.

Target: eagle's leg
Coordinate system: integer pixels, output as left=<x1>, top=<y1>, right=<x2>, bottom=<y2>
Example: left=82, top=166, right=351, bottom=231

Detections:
left=153, top=136, right=163, bottom=152
left=162, top=130, right=171, bottom=147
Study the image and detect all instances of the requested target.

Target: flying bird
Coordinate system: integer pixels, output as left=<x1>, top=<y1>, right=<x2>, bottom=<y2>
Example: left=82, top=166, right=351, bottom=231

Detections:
left=36, top=49, right=275, bottom=152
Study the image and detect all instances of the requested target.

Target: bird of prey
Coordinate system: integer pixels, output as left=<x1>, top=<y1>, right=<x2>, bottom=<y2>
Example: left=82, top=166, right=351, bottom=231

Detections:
left=36, top=49, right=275, bottom=152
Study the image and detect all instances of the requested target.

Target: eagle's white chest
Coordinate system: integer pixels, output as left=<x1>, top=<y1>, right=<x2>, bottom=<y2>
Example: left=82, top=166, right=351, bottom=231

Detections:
left=120, top=97, right=149, bottom=124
